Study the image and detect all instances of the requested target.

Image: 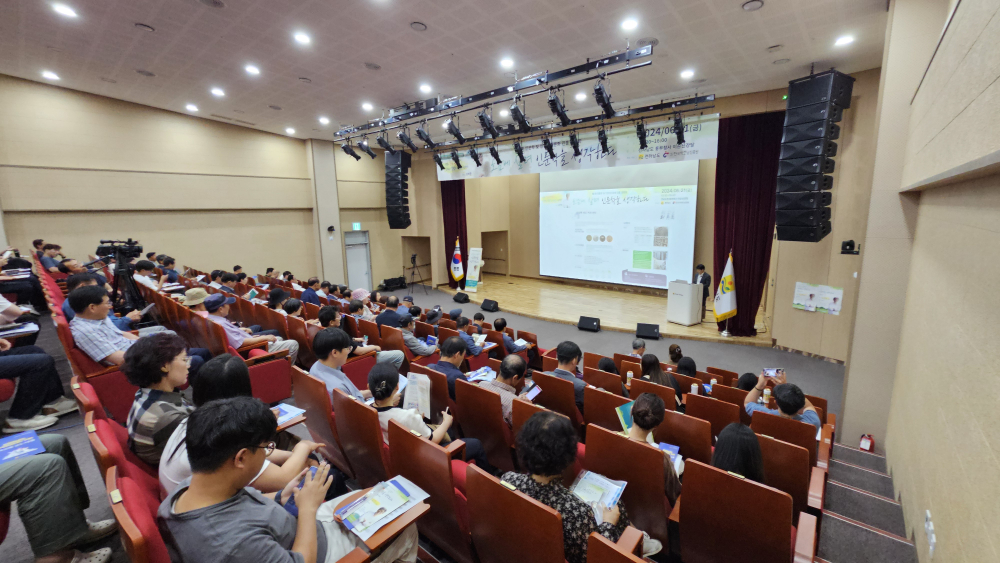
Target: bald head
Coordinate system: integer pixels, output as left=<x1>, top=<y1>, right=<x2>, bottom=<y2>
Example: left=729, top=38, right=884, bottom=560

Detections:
left=499, top=354, right=527, bottom=383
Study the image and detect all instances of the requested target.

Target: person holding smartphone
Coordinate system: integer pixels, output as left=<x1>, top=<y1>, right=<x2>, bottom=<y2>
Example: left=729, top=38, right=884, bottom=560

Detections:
left=743, top=370, right=822, bottom=430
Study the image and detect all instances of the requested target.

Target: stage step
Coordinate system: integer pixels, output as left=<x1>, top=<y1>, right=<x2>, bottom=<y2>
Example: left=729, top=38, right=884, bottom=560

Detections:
left=816, top=511, right=917, bottom=563
left=832, top=443, right=887, bottom=473
left=823, top=481, right=907, bottom=537
left=827, top=460, right=895, bottom=498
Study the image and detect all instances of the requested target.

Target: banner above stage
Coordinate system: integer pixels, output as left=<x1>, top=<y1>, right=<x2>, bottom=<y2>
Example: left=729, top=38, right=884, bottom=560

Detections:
left=435, top=113, right=720, bottom=181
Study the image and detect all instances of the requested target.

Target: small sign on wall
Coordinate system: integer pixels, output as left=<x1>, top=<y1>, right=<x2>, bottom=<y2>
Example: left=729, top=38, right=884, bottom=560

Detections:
left=352, top=222, right=361, bottom=231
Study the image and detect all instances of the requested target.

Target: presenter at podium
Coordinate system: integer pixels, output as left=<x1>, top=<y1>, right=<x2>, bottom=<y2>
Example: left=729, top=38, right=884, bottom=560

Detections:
left=693, top=264, right=711, bottom=321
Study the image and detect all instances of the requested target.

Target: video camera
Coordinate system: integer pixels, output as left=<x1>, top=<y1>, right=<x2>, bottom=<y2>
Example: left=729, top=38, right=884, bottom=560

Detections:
left=95, top=239, right=144, bottom=261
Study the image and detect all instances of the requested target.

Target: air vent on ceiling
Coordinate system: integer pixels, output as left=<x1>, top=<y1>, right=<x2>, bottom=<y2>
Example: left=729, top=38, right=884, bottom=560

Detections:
left=210, top=114, right=234, bottom=121
left=691, top=78, right=707, bottom=84
left=99, top=77, right=117, bottom=83
left=364, top=62, right=381, bottom=71
left=233, top=119, right=256, bottom=126
left=198, top=0, right=226, bottom=8
left=233, top=109, right=245, bottom=114
left=636, top=37, right=659, bottom=48
left=773, top=58, right=790, bottom=65
left=135, top=69, right=155, bottom=77
left=268, top=105, right=282, bottom=110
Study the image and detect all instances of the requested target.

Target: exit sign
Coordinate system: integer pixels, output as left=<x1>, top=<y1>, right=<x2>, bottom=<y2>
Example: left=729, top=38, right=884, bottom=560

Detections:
left=352, top=222, right=361, bottom=231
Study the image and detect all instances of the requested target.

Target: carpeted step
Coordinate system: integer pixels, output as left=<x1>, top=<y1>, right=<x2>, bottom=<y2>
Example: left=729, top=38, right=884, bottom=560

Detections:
left=823, top=481, right=906, bottom=537
left=827, top=460, right=895, bottom=498
left=833, top=443, right=887, bottom=473
left=816, top=511, right=917, bottom=563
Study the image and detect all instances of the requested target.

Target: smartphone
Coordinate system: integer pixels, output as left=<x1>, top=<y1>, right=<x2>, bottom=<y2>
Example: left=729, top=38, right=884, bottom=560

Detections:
left=524, top=383, right=543, bottom=402
left=763, top=368, right=783, bottom=378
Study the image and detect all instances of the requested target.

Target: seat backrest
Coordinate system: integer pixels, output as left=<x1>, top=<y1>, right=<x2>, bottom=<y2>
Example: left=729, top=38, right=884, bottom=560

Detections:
left=751, top=411, right=818, bottom=467
left=466, top=464, right=565, bottom=563
left=342, top=314, right=360, bottom=338
left=710, top=384, right=752, bottom=425
left=758, top=433, right=810, bottom=521
left=57, top=318, right=109, bottom=377
left=409, top=363, right=451, bottom=425
left=531, top=371, right=582, bottom=429
left=380, top=325, right=408, bottom=356
left=438, top=326, right=460, bottom=342
left=342, top=351, right=377, bottom=391
left=304, top=302, right=320, bottom=320
left=582, top=367, right=623, bottom=395
left=612, top=353, right=633, bottom=376
left=90, top=414, right=159, bottom=486
left=706, top=366, right=739, bottom=386
left=291, top=367, right=354, bottom=479
left=70, top=377, right=103, bottom=419
left=388, top=421, right=474, bottom=563
left=455, top=379, right=515, bottom=472
left=587, top=529, right=646, bottom=563
left=679, top=460, right=793, bottom=563
left=332, top=389, right=387, bottom=488
left=541, top=355, right=558, bottom=372
left=583, top=352, right=607, bottom=371
left=512, top=398, right=551, bottom=438
left=694, top=370, right=717, bottom=385
left=628, top=378, right=676, bottom=412
left=585, top=425, right=668, bottom=543
left=286, top=315, right=315, bottom=367
left=620, top=360, right=641, bottom=385
left=358, top=319, right=382, bottom=346
left=82, top=370, right=138, bottom=424
left=671, top=372, right=701, bottom=396
left=107, top=467, right=172, bottom=563
left=653, top=410, right=712, bottom=464
left=414, top=321, right=435, bottom=339
left=261, top=307, right=290, bottom=340
left=805, top=394, right=829, bottom=425
left=439, top=319, right=458, bottom=330
left=583, top=386, right=631, bottom=432
left=685, top=394, right=740, bottom=439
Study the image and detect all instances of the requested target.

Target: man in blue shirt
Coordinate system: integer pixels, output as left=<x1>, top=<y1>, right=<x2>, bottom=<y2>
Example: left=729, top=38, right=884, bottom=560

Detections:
left=309, top=327, right=372, bottom=401
left=493, top=317, right=526, bottom=354
left=375, top=296, right=402, bottom=329
left=161, top=256, right=180, bottom=283
left=549, top=341, right=586, bottom=414
left=300, top=277, right=322, bottom=306
left=455, top=317, right=484, bottom=356
left=430, top=336, right=468, bottom=400
left=39, top=244, right=63, bottom=274
left=743, top=370, right=822, bottom=431
left=61, top=274, right=137, bottom=330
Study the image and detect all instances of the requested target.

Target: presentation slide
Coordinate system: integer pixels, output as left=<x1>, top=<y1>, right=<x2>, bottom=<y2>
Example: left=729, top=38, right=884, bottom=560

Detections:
left=539, top=161, right=699, bottom=289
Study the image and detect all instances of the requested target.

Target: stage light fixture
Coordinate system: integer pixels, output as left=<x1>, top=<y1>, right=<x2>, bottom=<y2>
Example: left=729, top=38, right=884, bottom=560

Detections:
left=478, top=110, right=499, bottom=139
left=359, top=138, right=377, bottom=159
left=569, top=131, right=582, bottom=157
left=510, top=101, right=531, bottom=133
left=341, top=143, right=362, bottom=161
left=673, top=113, right=685, bottom=144
left=542, top=136, right=556, bottom=160
left=397, top=130, right=419, bottom=153
left=636, top=121, right=647, bottom=149
left=445, top=118, right=466, bottom=144
left=469, top=147, right=482, bottom=167
left=598, top=128, right=610, bottom=154
left=513, top=141, right=526, bottom=163
left=415, top=122, right=436, bottom=149
left=433, top=153, right=445, bottom=170
left=594, top=81, right=615, bottom=118
left=489, top=145, right=502, bottom=165
left=548, top=91, right=571, bottom=126
left=450, top=149, right=463, bottom=169
left=376, top=133, right=397, bottom=156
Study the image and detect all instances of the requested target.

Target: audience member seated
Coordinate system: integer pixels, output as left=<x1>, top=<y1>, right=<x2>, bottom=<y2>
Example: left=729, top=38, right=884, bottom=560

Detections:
left=425, top=308, right=443, bottom=332
left=399, top=314, right=437, bottom=357
left=39, top=243, right=64, bottom=273
left=161, top=256, right=180, bottom=283
left=630, top=338, right=646, bottom=358
left=711, top=423, right=765, bottom=482
left=233, top=265, right=247, bottom=282
left=57, top=258, right=108, bottom=287
left=145, top=252, right=157, bottom=262
left=0, top=255, right=48, bottom=314
left=502, top=411, right=660, bottom=563
left=374, top=296, right=402, bottom=329
left=548, top=341, right=586, bottom=414
left=448, top=308, right=462, bottom=321
left=597, top=357, right=618, bottom=375
left=407, top=305, right=422, bottom=318
left=265, top=267, right=276, bottom=278
left=675, top=356, right=697, bottom=379
left=282, top=270, right=295, bottom=283
left=0, top=432, right=118, bottom=563
left=219, top=272, right=240, bottom=294
left=309, top=328, right=372, bottom=401
left=160, top=354, right=322, bottom=496
left=157, top=397, right=420, bottom=563
left=122, top=333, right=196, bottom=466
left=736, top=372, right=759, bottom=391
left=269, top=288, right=291, bottom=314
left=300, top=277, right=322, bottom=306
left=668, top=344, right=683, bottom=365
left=319, top=281, right=333, bottom=298
left=205, top=293, right=299, bottom=365
left=32, top=238, right=45, bottom=260
left=132, top=260, right=167, bottom=292
left=62, top=274, right=169, bottom=336
left=430, top=336, right=469, bottom=401
left=479, top=354, right=528, bottom=428
left=641, top=354, right=684, bottom=412
left=370, top=291, right=385, bottom=305
left=0, top=291, right=40, bottom=346
left=316, top=306, right=404, bottom=368
left=209, top=270, right=224, bottom=287
left=625, top=393, right=682, bottom=507
left=471, top=312, right=488, bottom=334
left=494, top=316, right=535, bottom=359
left=743, top=370, right=821, bottom=430
left=0, top=337, right=77, bottom=433
left=455, top=317, right=484, bottom=356
left=284, top=298, right=320, bottom=326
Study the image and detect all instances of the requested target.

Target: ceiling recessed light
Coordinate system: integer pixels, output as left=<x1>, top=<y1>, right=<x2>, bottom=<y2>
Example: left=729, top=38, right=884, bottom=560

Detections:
left=135, top=69, right=155, bottom=77
left=319, top=116, right=330, bottom=125
left=621, top=18, right=638, bottom=31
left=575, top=92, right=586, bottom=101
left=410, top=22, right=428, bottom=31
left=420, top=84, right=432, bottom=94
left=835, top=35, right=854, bottom=46
left=442, top=121, right=449, bottom=130
left=293, top=31, right=311, bottom=45
left=245, top=64, right=260, bottom=75
left=742, top=1, right=764, bottom=11
left=41, top=70, right=60, bottom=81
left=680, top=69, right=695, bottom=79
left=773, top=58, right=790, bottom=65
left=52, top=3, right=77, bottom=18
left=134, top=23, right=155, bottom=32
left=185, top=104, right=198, bottom=112
left=500, top=58, right=514, bottom=69
left=285, top=127, right=296, bottom=135
left=362, top=102, right=373, bottom=111
left=210, top=87, right=225, bottom=97
left=499, top=109, right=509, bottom=117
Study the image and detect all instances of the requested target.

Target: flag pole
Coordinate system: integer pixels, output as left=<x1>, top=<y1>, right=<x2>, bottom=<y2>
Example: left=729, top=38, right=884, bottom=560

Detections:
left=722, top=318, right=731, bottom=338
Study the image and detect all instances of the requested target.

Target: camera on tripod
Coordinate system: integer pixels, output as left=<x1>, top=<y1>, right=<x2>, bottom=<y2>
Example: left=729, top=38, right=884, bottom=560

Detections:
left=411, top=253, right=417, bottom=266
left=95, top=239, right=144, bottom=261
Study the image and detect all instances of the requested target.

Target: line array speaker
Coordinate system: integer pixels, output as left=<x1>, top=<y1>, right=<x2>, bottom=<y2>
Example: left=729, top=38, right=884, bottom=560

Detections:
left=386, top=151, right=412, bottom=229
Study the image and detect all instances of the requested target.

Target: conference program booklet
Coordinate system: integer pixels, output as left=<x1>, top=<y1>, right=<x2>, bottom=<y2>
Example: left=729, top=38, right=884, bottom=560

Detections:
left=325, top=475, right=429, bottom=541
left=658, top=442, right=685, bottom=476
left=570, top=470, right=627, bottom=524
left=403, top=373, right=430, bottom=419
left=616, top=401, right=635, bottom=432
left=272, top=403, right=306, bottom=426
left=0, top=430, right=45, bottom=465
left=0, top=322, right=40, bottom=339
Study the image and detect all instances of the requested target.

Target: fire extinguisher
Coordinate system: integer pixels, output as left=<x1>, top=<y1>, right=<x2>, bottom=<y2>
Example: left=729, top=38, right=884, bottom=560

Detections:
left=859, top=434, right=875, bottom=452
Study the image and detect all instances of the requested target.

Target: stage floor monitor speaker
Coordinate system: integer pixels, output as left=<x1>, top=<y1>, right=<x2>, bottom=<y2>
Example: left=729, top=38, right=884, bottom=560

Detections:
left=636, top=323, right=660, bottom=340
left=578, top=316, right=601, bottom=332
left=481, top=299, right=499, bottom=312
left=453, top=292, right=470, bottom=303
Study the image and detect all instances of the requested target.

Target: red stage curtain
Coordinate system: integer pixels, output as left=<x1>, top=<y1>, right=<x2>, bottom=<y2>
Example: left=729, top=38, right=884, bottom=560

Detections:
left=713, top=111, right=785, bottom=336
left=441, top=180, right=468, bottom=289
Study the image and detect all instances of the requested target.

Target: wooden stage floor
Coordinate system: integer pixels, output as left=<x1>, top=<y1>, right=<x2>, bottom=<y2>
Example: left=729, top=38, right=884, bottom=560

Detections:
left=438, top=274, right=772, bottom=348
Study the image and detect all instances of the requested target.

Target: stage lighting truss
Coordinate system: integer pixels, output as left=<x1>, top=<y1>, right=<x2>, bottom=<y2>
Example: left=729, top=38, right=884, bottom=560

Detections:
left=341, top=142, right=362, bottom=161
left=432, top=153, right=445, bottom=170
left=636, top=121, right=648, bottom=150
left=450, top=149, right=463, bottom=169
left=445, top=115, right=466, bottom=144
left=416, top=121, right=436, bottom=149
left=569, top=131, right=582, bottom=157
left=469, top=147, right=482, bottom=167
left=513, top=140, right=526, bottom=163
left=397, top=129, right=419, bottom=153
left=376, top=132, right=397, bottom=155
left=489, top=145, right=503, bottom=165
left=542, top=135, right=557, bottom=160
left=594, top=79, right=615, bottom=119
left=673, top=112, right=685, bottom=144
left=478, top=109, right=500, bottom=139
left=358, top=137, right=377, bottom=159
left=598, top=127, right=610, bottom=154
left=548, top=90, right=571, bottom=127
left=510, top=98, right=531, bottom=134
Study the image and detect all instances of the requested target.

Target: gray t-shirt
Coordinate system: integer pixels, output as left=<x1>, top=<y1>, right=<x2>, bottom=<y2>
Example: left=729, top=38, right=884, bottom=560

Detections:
left=157, top=478, right=327, bottom=563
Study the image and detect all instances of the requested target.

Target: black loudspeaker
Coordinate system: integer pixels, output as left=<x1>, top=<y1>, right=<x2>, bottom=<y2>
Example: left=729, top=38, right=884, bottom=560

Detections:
left=779, top=139, right=837, bottom=160
left=776, top=208, right=831, bottom=226
left=453, top=292, right=470, bottom=303
left=783, top=102, right=843, bottom=127
left=636, top=323, right=660, bottom=340
left=776, top=191, right=832, bottom=210
left=777, top=155, right=835, bottom=176
left=787, top=71, right=855, bottom=109
left=777, top=222, right=831, bottom=242
left=776, top=174, right=834, bottom=193
left=481, top=299, right=499, bottom=312
left=382, top=276, right=406, bottom=291
left=782, top=120, right=840, bottom=143
left=385, top=152, right=412, bottom=229
left=577, top=316, right=601, bottom=332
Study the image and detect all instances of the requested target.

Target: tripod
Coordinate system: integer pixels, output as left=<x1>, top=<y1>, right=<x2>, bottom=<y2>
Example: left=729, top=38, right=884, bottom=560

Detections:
left=408, top=256, right=429, bottom=296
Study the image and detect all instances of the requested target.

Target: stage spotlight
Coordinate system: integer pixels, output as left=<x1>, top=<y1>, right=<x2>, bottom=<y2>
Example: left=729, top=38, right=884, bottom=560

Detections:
left=397, top=130, right=419, bottom=153
left=445, top=118, right=466, bottom=144
left=469, top=147, right=482, bottom=167
left=598, top=128, right=610, bottom=154
left=416, top=122, right=436, bottom=149
left=450, top=149, right=463, bottom=169
left=569, top=131, right=582, bottom=157
left=673, top=113, right=685, bottom=144
left=513, top=141, right=526, bottom=163
left=542, top=136, right=556, bottom=160
left=510, top=102, right=531, bottom=133
left=594, top=82, right=615, bottom=118
left=341, top=143, right=362, bottom=161
left=376, top=134, right=397, bottom=156
left=489, top=145, right=503, bottom=165
left=478, top=110, right=499, bottom=139
left=359, top=138, right=377, bottom=159
left=433, top=153, right=445, bottom=170
left=548, top=91, right=570, bottom=126
left=636, top=122, right=647, bottom=150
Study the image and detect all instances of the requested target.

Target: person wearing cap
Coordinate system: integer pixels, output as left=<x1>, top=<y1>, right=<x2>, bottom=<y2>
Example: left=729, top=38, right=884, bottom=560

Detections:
left=449, top=308, right=463, bottom=321
left=455, top=317, right=484, bottom=356
left=183, top=288, right=279, bottom=337
left=204, top=293, right=299, bottom=365
left=375, top=296, right=403, bottom=330
left=398, top=314, right=437, bottom=357
left=349, top=289, right=377, bottom=321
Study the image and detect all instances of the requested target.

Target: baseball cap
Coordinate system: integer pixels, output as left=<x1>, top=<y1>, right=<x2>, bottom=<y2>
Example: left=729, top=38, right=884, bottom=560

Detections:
left=204, top=293, right=236, bottom=313
left=397, top=313, right=413, bottom=326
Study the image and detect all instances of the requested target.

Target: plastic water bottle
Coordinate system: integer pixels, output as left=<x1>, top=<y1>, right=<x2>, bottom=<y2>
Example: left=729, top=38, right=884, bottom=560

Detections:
left=690, top=383, right=699, bottom=396
left=626, top=371, right=634, bottom=385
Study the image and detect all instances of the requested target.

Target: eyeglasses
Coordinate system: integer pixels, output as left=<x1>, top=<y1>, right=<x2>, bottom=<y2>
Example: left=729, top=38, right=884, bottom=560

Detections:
left=255, top=442, right=276, bottom=456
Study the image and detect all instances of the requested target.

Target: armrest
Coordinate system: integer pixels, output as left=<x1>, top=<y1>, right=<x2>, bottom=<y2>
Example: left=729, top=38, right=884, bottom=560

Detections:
left=81, top=365, right=124, bottom=379
left=827, top=413, right=836, bottom=429
left=808, top=466, right=826, bottom=512
left=335, top=548, right=369, bottom=563
left=793, top=512, right=817, bottom=563
left=616, top=526, right=645, bottom=556
left=443, top=440, right=466, bottom=461
left=817, top=424, right=834, bottom=470
left=346, top=350, right=377, bottom=363
left=669, top=495, right=681, bottom=523
left=243, top=350, right=290, bottom=366
left=236, top=341, right=268, bottom=355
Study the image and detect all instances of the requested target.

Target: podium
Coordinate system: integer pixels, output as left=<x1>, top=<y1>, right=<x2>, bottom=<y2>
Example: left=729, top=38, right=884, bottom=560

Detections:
left=666, top=281, right=702, bottom=327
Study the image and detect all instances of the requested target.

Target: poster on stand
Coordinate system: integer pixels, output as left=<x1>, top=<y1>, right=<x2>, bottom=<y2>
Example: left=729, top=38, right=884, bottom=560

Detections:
left=466, top=248, right=483, bottom=292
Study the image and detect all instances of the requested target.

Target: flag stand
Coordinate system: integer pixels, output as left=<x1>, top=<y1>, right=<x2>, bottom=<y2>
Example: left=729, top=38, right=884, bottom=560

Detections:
left=721, top=319, right=731, bottom=338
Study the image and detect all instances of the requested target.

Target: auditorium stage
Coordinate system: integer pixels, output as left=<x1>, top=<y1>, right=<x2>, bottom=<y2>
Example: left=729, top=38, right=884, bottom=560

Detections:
left=437, top=274, right=772, bottom=348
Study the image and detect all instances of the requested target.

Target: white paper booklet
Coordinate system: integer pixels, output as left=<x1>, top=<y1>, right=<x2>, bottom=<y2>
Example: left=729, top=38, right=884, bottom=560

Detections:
left=570, top=470, right=627, bottom=524
left=403, top=372, right=431, bottom=419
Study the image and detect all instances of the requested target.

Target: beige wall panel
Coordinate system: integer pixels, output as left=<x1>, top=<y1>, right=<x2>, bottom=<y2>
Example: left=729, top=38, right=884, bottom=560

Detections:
left=337, top=180, right=386, bottom=209
left=694, top=160, right=716, bottom=284
left=409, top=155, right=447, bottom=285
left=481, top=230, right=509, bottom=276
left=4, top=209, right=316, bottom=278
left=333, top=148, right=385, bottom=183
left=478, top=176, right=511, bottom=233
left=0, top=75, right=307, bottom=178
left=401, top=236, right=433, bottom=283
left=339, top=208, right=403, bottom=286
left=465, top=180, right=482, bottom=249
left=508, top=173, right=541, bottom=278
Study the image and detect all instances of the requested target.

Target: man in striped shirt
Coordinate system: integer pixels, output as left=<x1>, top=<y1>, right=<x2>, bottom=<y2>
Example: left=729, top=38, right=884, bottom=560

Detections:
left=478, top=354, right=529, bottom=428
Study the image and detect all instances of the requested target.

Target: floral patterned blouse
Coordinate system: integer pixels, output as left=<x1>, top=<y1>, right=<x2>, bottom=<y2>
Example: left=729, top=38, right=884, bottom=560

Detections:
left=500, top=472, right=630, bottom=563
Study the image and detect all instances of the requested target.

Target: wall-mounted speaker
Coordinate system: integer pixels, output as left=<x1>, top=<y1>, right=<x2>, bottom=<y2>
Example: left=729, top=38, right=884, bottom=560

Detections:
left=777, top=222, right=832, bottom=242
left=776, top=174, right=834, bottom=193
left=776, top=191, right=832, bottom=210
left=386, top=151, right=412, bottom=229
